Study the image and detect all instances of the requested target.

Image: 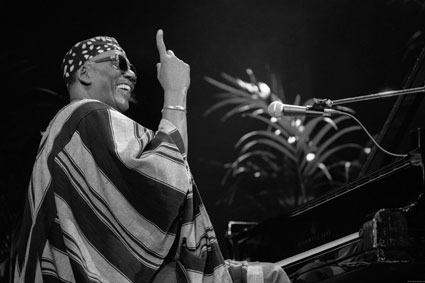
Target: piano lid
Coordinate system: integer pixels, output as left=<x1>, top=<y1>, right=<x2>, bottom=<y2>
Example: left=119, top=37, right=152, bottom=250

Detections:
left=360, top=45, right=425, bottom=176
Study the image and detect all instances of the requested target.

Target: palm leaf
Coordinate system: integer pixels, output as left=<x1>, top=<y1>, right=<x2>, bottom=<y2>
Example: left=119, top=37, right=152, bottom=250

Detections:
left=232, top=150, right=279, bottom=167
left=295, top=117, right=324, bottom=150
left=238, top=138, right=298, bottom=163
left=222, top=150, right=278, bottom=184
left=298, top=124, right=360, bottom=168
left=304, top=143, right=364, bottom=177
left=310, top=116, right=352, bottom=145
left=267, top=70, right=286, bottom=101
left=236, top=130, right=297, bottom=155
left=220, top=72, right=246, bottom=88
left=314, top=125, right=362, bottom=157
left=220, top=72, right=261, bottom=92
left=239, top=114, right=295, bottom=137
left=242, top=113, right=297, bottom=137
left=204, top=76, right=250, bottom=97
left=298, top=124, right=361, bottom=171
left=221, top=103, right=265, bottom=122
left=203, top=97, right=257, bottom=117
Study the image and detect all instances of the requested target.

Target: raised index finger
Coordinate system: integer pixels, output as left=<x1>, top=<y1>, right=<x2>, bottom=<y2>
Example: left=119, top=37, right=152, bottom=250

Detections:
left=156, top=29, right=167, bottom=60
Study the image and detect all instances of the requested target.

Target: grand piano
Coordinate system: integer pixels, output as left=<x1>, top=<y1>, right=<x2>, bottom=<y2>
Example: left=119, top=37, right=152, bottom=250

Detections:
left=226, top=46, right=425, bottom=282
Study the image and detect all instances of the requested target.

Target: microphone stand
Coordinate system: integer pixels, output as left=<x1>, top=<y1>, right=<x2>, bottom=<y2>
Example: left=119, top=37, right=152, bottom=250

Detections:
left=313, top=86, right=425, bottom=108
left=308, top=85, right=425, bottom=159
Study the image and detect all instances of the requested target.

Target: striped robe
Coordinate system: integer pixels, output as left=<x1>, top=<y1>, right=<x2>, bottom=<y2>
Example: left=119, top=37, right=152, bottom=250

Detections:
left=14, top=99, right=234, bottom=283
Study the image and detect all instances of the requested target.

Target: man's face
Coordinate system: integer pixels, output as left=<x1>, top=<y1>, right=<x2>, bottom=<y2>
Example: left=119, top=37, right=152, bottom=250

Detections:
left=86, top=50, right=137, bottom=113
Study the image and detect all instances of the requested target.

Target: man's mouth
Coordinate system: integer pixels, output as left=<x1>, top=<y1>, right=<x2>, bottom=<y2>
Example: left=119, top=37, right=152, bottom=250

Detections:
left=117, top=83, right=131, bottom=93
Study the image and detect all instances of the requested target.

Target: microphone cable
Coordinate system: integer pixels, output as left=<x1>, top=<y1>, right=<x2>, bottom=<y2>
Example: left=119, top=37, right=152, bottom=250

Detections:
left=333, top=110, right=408, bottom=158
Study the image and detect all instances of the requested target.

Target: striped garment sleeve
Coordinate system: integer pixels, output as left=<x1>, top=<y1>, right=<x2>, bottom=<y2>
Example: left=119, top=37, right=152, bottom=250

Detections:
left=14, top=100, right=194, bottom=283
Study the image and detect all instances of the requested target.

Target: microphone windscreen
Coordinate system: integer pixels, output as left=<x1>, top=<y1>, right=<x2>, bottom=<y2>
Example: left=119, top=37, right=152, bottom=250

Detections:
left=268, top=101, right=283, bottom=117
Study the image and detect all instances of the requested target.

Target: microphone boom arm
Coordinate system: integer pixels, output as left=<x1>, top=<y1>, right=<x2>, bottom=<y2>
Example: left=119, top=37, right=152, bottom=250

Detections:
left=321, top=86, right=425, bottom=107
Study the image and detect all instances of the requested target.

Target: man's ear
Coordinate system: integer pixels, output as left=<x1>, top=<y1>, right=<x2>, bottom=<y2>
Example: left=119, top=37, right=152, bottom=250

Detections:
left=77, top=65, right=92, bottom=86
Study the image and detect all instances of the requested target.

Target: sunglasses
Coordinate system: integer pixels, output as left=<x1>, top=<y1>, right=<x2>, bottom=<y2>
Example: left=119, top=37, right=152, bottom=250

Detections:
left=89, top=53, right=137, bottom=76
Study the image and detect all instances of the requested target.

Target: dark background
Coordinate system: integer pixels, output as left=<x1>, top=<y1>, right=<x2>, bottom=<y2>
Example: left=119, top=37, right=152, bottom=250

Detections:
left=1, top=0, right=424, bottom=259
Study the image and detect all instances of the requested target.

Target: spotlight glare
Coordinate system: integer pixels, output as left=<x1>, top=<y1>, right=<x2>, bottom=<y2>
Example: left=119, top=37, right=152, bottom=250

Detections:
left=306, top=153, right=316, bottom=161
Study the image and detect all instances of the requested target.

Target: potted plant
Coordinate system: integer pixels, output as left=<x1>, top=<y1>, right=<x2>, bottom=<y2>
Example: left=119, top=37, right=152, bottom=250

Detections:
left=203, top=68, right=366, bottom=220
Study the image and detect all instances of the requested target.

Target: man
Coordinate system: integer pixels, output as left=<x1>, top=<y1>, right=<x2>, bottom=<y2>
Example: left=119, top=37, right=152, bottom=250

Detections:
left=14, top=29, right=289, bottom=282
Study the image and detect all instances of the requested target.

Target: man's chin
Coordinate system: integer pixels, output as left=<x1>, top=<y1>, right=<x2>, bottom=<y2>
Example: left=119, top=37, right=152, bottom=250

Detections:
left=114, top=97, right=130, bottom=113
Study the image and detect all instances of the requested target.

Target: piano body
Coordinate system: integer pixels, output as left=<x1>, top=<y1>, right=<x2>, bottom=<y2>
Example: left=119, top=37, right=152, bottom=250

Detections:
left=227, top=46, right=425, bottom=282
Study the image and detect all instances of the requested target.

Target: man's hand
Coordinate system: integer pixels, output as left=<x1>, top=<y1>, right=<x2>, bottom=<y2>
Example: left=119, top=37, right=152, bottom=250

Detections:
left=156, top=29, right=189, bottom=152
left=156, top=29, right=190, bottom=95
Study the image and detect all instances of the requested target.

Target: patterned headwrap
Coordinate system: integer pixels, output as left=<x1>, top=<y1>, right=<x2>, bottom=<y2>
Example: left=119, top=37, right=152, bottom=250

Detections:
left=61, top=36, right=125, bottom=85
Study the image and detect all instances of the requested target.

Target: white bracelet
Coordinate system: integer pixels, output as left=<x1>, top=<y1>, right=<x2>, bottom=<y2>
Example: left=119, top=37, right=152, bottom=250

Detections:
left=161, top=105, right=187, bottom=113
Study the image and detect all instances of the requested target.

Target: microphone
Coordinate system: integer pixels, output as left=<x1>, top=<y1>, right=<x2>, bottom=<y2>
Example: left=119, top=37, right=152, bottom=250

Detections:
left=267, top=101, right=339, bottom=118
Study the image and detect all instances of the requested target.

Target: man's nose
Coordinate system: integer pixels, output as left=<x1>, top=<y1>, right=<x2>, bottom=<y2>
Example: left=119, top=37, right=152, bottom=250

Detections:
left=123, top=69, right=137, bottom=85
